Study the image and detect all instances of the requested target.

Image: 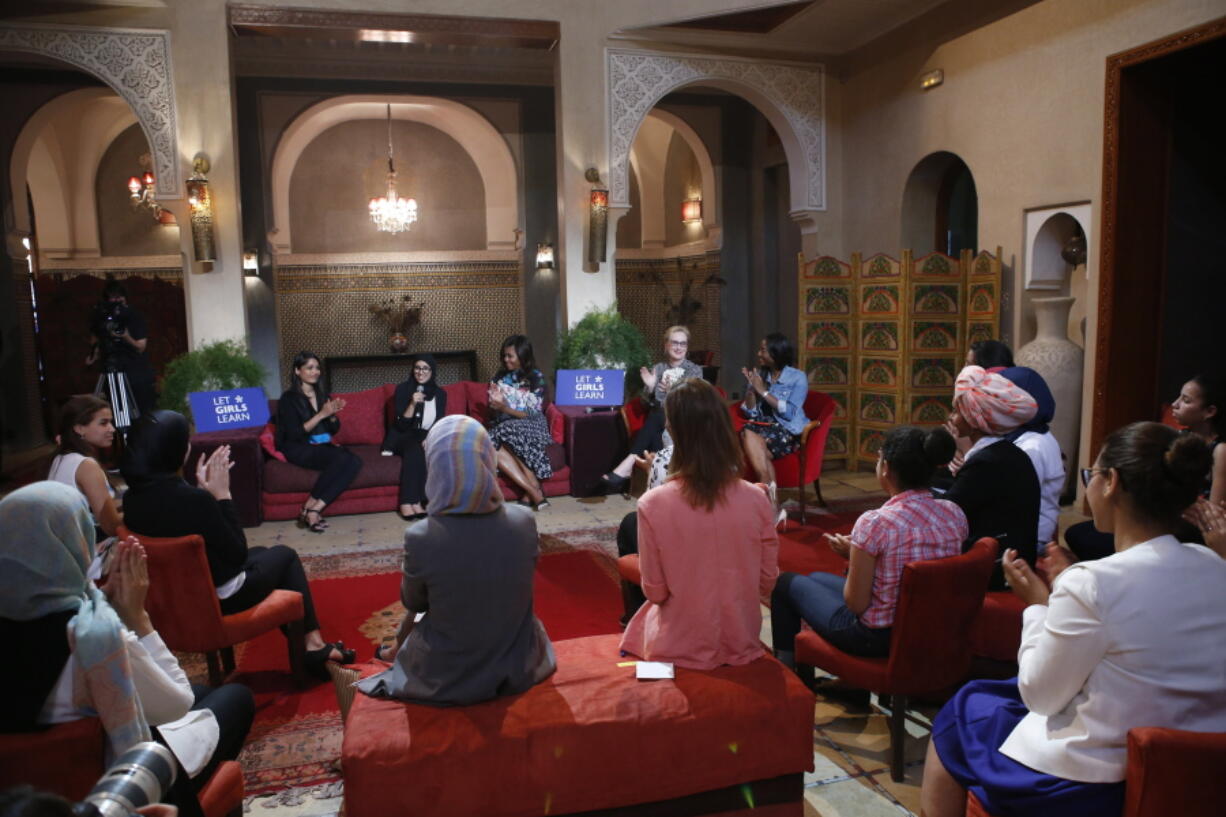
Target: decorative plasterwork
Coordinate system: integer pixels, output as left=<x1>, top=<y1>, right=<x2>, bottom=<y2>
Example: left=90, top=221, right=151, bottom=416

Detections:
left=0, top=24, right=180, bottom=198
left=607, top=48, right=825, bottom=212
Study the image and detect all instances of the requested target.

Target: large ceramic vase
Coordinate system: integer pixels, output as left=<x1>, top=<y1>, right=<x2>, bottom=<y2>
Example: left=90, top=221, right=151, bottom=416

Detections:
left=1016, top=296, right=1083, bottom=496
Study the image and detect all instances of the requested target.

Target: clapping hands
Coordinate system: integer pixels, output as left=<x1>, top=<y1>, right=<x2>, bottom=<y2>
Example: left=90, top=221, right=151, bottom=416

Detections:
left=1185, top=498, right=1226, bottom=558
left=488, top=384, right=508, bottom=412
left=323, top=397, right=346, bottom=417
left=195, top=445, right=233, bottom=501
left=99, top=537, right=153, bottom=636
left=824, top=532, right=852, bottom=558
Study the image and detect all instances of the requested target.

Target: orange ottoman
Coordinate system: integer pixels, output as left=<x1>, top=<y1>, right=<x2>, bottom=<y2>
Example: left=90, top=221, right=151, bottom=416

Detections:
left=342, top=633, right=815, bottom=817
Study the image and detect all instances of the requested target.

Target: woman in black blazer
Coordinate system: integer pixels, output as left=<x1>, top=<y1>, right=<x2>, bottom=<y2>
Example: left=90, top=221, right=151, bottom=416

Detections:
left=276, top=351, right=362, bottom=532
left=382, top=354, right=447, bottom=519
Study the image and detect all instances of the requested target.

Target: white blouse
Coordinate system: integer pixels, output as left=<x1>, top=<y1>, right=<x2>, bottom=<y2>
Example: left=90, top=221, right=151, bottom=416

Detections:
left=39, top=627, right=220, bottom=777
left=1000, top=535, right=1226, bottom=782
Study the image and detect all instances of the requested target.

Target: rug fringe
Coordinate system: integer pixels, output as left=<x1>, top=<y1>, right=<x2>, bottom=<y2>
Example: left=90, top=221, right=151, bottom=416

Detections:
left=245, top=780, right=344, bottom=812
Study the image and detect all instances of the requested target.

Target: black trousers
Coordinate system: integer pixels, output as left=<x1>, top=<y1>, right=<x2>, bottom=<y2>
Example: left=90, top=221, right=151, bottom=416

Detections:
left=188, top=682, right=255, bottom=788
left=219, top=545, right=320, bottom=632
left=629, top=407, right=667, bottom=456
left=280, top=441, right=362, bottom=505
left=617, top=511, right=646, bottom=626
left=392, top=428, right=429, bottom=505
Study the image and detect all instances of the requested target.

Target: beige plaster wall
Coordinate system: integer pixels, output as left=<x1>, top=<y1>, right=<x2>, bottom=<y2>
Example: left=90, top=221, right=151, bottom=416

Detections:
left=663, top=131, right=705, bottom=247
left=96, top=123, right=180, bottom=256
left=837, top=0, right=1224, bottom=483
left=289, top=119, right=486, bottom=254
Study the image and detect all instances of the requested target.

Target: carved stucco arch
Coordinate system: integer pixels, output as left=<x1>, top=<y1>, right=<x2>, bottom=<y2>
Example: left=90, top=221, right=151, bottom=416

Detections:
left=0, top=24, right=180, bottom=200
left=11, top=88, right=139, bottom=254
left=269, top=95, right=519, bottom=253
left=607, top=49, right=825, bottom=222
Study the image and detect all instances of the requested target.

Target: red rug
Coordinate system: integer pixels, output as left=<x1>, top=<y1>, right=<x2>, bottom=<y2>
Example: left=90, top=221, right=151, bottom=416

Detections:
left=231, top=548, right=622, bottom=799
left=777, top=509, right=866, bottom=576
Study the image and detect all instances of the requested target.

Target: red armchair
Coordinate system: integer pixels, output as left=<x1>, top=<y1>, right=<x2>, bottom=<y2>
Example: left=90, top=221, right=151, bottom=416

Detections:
left=768, top=389, right=837, bottom=525
left=967, top=726, right=1226, bottom=817
left=119, top=526, right=307, bottom=687
left=0, top=718, right=244, bottom=817
left=795, top=538, right=997, bottom=782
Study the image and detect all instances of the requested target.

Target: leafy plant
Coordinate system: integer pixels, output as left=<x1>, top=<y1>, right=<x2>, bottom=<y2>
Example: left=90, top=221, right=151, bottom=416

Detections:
left=159, top=339, right=268, bottom=423
left=368, top=294, right=424, bottom=335
left=555, top=304, right=651, bottom=395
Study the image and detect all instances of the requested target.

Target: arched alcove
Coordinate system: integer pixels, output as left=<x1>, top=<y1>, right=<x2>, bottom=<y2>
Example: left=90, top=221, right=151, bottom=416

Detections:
left=269, top=95, right=519, bottom=253
left=901, top=151, right=978, bottom=254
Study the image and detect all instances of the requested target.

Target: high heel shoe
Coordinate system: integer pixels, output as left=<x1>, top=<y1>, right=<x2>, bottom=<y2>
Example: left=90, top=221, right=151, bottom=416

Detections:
left=600, top=472, right=629, bottom=495
left=301, top=509, right=327, bottom=533
left=304, top=641, right=357, bottom=680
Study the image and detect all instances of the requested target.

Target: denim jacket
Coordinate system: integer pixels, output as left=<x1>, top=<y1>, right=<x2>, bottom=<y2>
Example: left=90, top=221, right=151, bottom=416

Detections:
left=741, top=365, right=810, bottom=436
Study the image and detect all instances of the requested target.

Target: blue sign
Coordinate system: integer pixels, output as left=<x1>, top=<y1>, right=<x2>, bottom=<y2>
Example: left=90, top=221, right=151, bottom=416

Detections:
left=189, top=387, right=269, bottom=433
left=555, top=369, right=624, bottom=407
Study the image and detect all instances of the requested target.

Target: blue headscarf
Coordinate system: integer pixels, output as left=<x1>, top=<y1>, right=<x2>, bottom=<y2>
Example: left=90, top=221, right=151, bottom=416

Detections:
left=0, top=482, right=150, bottom=758
left=999, top=366, right=1056, bottom=440
left=425, top=415, right=504, bottom=515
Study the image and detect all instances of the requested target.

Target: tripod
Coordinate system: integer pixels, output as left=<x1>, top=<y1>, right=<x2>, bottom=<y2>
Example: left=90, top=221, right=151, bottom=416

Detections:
left=96, top=366, right=139, bottom=433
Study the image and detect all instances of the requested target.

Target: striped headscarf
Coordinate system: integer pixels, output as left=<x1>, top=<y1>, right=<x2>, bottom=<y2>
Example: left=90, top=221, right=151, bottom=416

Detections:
left=425, top=415, right=504, bottom=515
left=0, top=482, right=150, bottom=758
left=954, top=365, right=1039, bottom=436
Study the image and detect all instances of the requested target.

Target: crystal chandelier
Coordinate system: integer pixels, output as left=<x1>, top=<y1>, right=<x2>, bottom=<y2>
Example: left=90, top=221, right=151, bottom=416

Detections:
left=369, top=104, right=418, bottom=234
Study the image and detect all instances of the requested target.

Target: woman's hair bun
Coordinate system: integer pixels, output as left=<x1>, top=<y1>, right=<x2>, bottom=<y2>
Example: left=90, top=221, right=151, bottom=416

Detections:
left=923, top=426, right=956, bottom=468
left=1100, top=421, right=1212, bottom=528
left=1164, top=432, right=1213, bottom=491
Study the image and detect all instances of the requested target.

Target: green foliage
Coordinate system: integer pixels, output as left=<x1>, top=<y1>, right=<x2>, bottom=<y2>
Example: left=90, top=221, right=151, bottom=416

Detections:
left=555, top=304, right=651, bottom=395
left=159, top=339, right=267, bottom=424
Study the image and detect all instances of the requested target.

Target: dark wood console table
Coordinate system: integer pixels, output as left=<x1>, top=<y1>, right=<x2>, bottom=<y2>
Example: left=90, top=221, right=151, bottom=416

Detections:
left=324, top=350, right=478, bottom=393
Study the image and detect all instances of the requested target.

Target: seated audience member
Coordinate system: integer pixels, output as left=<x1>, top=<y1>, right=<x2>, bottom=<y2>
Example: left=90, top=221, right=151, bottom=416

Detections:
left=965, top=339, right=1014, bottom=371
left=771, top=426, right=967, bottom=665
left=615, top=430, right=674, bottom=624
left=941, top=366, right=1040, bottom=588
left=487, top=335, right=553, bottom=510
left=739, top=332, right=810, bottom=505
left=0, top=482, right=254, bottom=810
left=382, top=354, right=446, bottom=520
left=47, top=395, right=121, bottom=538
left=600, top=325, right=702, bottom=493
left=1066, top=372, right=1225, bottom=562
left=920, top=422, right=1226, bottom=817
left=276, top=350, right=362, bottom=533
left=999, top=367, right=1065, bottom=547
left=358, top=415, right=556, bottom=705
left=621, top=379, right=780, bottom=670
left=120, top=411, right=354, bottom=679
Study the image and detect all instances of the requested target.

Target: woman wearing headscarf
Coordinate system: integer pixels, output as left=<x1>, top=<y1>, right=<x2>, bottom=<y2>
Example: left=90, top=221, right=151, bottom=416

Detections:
left=940, top=365, right=1041, bottom=589
left=0, top=482, right=254, bottom=807
left=382, top=354, right=448, bottom=520
left=358, top=415, right=556, bottom=706
left=120, top=410, right=354, bottom=679
left=999, top=366, right=1064, bottom=547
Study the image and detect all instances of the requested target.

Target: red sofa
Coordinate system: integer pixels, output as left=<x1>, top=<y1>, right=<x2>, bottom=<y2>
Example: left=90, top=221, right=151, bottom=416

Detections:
left=199, top=381, right=571, bottom=524
left=342, top=633, right=815, bottom=817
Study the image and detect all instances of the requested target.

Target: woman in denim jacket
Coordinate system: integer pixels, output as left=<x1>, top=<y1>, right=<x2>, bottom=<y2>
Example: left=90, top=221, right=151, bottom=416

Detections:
left=740, top=332, right=810, bottom=500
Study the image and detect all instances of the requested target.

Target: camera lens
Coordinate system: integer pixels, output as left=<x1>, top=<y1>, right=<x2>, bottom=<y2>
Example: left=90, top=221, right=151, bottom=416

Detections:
left=80, top=742, right=176, bottom=817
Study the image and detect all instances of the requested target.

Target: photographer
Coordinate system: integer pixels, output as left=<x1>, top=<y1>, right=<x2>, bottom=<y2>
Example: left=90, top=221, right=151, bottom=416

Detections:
left=87, top=278, right=156, bottom=417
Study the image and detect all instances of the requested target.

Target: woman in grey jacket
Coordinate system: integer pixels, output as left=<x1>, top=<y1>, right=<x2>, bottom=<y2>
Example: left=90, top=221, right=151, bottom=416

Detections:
left=357, top=415, right=556, bottom=706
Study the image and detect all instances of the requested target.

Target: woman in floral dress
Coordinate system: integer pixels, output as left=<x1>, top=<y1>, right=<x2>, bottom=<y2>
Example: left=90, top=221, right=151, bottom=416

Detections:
left=487, top=335, right=553, bottom=511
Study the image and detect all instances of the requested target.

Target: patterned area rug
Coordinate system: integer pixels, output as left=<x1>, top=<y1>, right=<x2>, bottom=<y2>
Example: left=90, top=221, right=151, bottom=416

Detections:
left=223, top=543, right=622, bottom=809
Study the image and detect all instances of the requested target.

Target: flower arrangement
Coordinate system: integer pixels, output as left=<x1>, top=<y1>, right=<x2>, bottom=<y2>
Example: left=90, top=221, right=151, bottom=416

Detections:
left=368, top=294, right=424, bottom=335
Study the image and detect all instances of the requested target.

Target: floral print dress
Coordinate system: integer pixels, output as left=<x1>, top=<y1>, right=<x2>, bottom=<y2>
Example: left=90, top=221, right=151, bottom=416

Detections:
left=487, top=369, right=553, bottom=480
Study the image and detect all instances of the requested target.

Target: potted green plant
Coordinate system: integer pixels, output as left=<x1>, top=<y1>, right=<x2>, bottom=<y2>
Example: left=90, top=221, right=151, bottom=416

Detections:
left=159, top=339, right=268, bottom=425
left=555, top=304, right=652, bottom=396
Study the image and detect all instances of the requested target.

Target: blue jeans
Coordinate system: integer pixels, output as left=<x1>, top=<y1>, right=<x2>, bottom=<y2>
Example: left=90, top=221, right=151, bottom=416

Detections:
left=770, top=571, right=892, bottom=658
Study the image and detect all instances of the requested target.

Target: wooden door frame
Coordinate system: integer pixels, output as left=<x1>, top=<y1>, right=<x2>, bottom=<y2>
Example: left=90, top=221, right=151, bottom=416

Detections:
left=1090, top=16, right=1226, bottom=461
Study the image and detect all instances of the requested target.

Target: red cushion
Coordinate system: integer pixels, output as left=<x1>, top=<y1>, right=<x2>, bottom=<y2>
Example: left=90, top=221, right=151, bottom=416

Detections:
left=546, top=404, right=565, bottom=445
left=0, top=718, right=104, bottom=801
left=342, top=634, right=814, bottom=817
left=442, top=382, right=467, bottom=416
left=332, top=386, right=390, bottom=446
left=198, top=760, right=245, bottom=817
left=1125, top=727, right=1226, bottom=817
left=264, top=445, right=398, bottom=493
left=259, top=422, right=287, bottom=462
left=464, top=380, right=492, bottom=425
left=219, top=588, right=305, bottom=645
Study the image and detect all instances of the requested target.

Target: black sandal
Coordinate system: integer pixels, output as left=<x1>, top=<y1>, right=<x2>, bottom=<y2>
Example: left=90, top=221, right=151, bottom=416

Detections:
left=303, top=509, right=327, bottom=533
left=600, top=472, right=629, bottom=494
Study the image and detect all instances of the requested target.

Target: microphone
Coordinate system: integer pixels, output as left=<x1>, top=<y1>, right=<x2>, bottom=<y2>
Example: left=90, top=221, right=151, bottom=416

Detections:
left=412, top=384, right=425, bottom=423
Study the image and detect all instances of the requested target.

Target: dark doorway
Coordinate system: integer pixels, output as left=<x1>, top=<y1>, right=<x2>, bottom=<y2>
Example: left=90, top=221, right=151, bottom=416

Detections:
left=1091, top=19, right=1226, bottom=459
left=901, top=151, right=978, bottom=255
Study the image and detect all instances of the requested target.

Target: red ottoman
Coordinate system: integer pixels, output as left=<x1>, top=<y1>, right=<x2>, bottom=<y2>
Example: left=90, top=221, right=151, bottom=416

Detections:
left=970, top=592, right=1025, bottom=663
left=342, top=633, right=815, bottom=817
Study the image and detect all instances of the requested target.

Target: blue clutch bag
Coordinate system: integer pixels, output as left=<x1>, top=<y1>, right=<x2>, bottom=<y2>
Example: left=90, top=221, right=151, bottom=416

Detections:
left=308, top=431, right=332, bottom=445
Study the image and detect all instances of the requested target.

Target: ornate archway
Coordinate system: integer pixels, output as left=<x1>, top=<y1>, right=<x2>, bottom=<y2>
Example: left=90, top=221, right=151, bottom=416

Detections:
left=0, top=24, right=180, bottom=199
left=607, top=49, right=826, bottom=220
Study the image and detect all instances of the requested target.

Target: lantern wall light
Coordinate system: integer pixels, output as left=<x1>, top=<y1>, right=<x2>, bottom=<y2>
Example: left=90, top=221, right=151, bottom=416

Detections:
left=681, top=198, right=703, bottom=224
left=185, top=155, right=216, bottom=263
left=535, top=242, right=555, bottom=270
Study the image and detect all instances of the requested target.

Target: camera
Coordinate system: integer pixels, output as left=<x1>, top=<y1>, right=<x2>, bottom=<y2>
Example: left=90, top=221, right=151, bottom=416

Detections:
left=73, top=741, right=176, bottom=817
left=93, top=301, right=130, bottom=339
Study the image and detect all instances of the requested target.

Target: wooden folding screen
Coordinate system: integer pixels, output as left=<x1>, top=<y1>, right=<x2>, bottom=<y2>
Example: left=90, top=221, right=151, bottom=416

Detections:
left=798, top=248, right=1002, bottom=469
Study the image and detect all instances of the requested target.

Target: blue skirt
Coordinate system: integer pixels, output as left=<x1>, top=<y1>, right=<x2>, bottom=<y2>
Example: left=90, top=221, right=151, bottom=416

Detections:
left=931, top=679, right=1125, bottom=817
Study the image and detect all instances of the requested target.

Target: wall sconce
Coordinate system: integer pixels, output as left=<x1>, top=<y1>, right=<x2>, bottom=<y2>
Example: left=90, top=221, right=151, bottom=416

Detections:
left=242, top=250, right=259, bottom=276
left=920, top=69, right=944, bottom=90
left=681, top=198, right=703, bottom=224
left=535, top=242, right=555, bottom=270
left=185, top=155, right=216, bottom=263
left=586, top=168, right=608, bottom=266
left=126, top=153, right=176, bottom=224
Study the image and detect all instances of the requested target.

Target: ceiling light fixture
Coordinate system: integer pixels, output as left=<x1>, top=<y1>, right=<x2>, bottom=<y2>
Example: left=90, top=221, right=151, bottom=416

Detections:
left=369, top=104, right=418, bottom=234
